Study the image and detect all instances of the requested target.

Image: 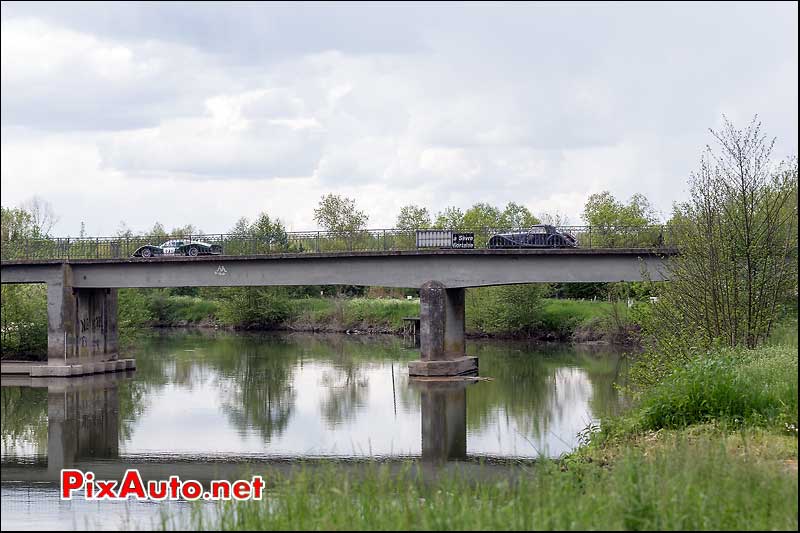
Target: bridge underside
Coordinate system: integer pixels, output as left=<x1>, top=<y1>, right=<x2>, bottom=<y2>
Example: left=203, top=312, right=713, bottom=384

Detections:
left=1, top=249, right=673, bottom=377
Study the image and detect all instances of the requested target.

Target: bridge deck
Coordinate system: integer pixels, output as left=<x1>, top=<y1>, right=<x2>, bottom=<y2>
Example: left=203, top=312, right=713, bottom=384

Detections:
left=1, top=247, right=677, bottom=267
left=1, top=247, right=675, bottom=288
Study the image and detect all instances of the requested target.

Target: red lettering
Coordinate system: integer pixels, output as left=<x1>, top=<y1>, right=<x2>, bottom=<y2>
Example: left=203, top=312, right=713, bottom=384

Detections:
left=181, top=480, right=203, bottom=501
left=148, top=480, right=168, bottom=500
left=251, top=476, right=264, bottom=500
left=96, top=480, right=118, bottom=499
left=211, top=480, right=230, bottom=499
left=60, top=469, right=84, bottom=500
left=169, top=475, right=181, bottom=499
left=232, top=481, right=250, bottom=500
left=118, top=470, right=146, bottom=500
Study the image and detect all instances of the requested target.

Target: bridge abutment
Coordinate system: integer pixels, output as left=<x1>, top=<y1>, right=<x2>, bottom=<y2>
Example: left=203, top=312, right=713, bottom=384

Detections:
left=408, top=281, right=478, bottom=377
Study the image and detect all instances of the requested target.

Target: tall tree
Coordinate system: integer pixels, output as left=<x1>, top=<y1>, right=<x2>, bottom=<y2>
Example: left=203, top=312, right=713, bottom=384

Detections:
left=582, top=191, right=658, bottom=228
left=462, top=203, right=504, bottom=229
left=19, top=196, right=58, bottom=237
left=500, top=202, right=540, bottom=228
left=251, top=212, right=288, bottom=247
left=1, top=206, right=35, bottom=242
left=396, top=205, right=432, bottom=230
left=582, top=191, right=659, bottom=246
left=313, top=194, right=369, bottom=233
left=539, top=212, right=570, bottom=227
left=433, top=206, right=465, bottom=229
left=170, top=224, right=201, bottom=237
left=636, top=116, right=798, bottom=385
left=147, top=222, right=169, bottom=241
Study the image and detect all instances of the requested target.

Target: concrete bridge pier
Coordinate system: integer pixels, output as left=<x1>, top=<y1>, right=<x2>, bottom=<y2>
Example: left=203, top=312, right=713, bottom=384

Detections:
left=408, top=281, right=478, bottom=377
left=26, top=264, right=132, bottom=377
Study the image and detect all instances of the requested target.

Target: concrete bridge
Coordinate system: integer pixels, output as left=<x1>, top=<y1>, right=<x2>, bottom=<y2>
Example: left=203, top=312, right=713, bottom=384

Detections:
left=1, top=248, right=675, bottom=377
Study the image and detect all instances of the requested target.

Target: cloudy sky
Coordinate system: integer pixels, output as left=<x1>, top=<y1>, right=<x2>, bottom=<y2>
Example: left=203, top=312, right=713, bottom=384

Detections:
left=1, top=1, right=797, bottom=236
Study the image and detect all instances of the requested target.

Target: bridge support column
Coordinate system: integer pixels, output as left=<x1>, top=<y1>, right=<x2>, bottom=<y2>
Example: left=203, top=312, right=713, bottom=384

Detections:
left=409, top=281, right=478, bottom=377
left=34, top=264, right=130, bottom=376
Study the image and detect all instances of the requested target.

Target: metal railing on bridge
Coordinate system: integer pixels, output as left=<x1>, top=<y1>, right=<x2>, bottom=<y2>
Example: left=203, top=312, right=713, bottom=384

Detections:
left=0, top=225, right=676, bottom=261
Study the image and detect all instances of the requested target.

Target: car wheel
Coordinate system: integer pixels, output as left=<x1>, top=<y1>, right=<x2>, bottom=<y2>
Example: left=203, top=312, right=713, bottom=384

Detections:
left=188, top=246, right=199, bottom=257
left=141, top=248, right=153, bottom=258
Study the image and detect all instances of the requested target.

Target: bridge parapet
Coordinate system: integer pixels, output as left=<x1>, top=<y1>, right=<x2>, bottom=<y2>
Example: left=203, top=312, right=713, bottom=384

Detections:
left=0, top=225, right=677, bottom=261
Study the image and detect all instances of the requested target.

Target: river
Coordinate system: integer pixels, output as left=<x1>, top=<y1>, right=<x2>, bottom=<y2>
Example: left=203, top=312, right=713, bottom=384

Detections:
left=1, top=330, right=630, bottom=530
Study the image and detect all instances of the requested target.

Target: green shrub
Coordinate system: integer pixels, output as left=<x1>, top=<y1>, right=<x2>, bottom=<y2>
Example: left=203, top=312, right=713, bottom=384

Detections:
left=636, top=346, right=798, bottom=431
left=466, top=285, right=546, bottom=335
left=0, top=284, right=47, bottom=358
left=217, top=287, right=291, bottom=329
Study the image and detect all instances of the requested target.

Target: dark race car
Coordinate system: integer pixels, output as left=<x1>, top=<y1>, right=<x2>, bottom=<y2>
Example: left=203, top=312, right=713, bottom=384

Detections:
left=487, top=225, right=578, bottom=248
left=132, top=239, right=223, bottom=258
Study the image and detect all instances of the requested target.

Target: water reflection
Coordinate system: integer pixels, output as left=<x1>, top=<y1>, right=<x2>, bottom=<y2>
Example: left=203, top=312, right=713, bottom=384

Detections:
left=415, top=380, right=468, bottom=463
left=45, top=375, right=123, bottom=474
left=1, top=373, right=134, bottom=476
left=2, top=332, right=632, bottom=530
left=2, top=332, right=630, bottom=465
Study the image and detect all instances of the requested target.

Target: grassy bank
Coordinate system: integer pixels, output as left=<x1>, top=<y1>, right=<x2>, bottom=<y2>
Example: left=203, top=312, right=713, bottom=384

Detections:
left=121, top=287, right=624, bottom=341
left=1, top=284, right=630, bottom=359
left=176, top=337, right=797, bottom=531
left=121, top=289, right=623, bottom=341
left=286, top=297, right=419, bottom=333
left=181, top=437, right=796, bottom=531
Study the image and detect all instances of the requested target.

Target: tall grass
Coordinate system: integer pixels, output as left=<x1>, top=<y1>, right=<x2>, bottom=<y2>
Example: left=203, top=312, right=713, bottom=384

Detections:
left=633, top=345, right=798, bottom=431
left=184, top=437, right=797, bottom=531
left=288, top=297, right=419, bottom=331
left=537, top=298, right=617, bottom=339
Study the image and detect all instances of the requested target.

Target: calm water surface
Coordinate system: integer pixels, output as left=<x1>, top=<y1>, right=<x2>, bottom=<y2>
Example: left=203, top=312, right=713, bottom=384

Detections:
left=1, top=330, right=630, bottom=530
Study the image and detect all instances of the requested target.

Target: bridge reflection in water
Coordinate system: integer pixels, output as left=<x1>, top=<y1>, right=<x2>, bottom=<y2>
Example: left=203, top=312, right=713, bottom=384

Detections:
left=0, top=373, right=492, bottom=484
left=2, top=373, right=131, bottom=478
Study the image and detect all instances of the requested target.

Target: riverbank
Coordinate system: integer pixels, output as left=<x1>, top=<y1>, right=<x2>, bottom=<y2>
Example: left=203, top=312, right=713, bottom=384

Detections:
left=0, top=284, right=638, bottom=360
left=176, top=340, right=798, bottom=531
left=122, top=292, right=630, bottom=342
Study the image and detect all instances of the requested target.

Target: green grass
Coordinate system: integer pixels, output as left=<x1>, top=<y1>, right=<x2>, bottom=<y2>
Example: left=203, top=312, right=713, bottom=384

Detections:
left=767, top=313, right=799, bottom=348
left=289, top=296, right=624, bottom=339
left=115, top=290, right=629, bottom=339
left=623, top=345, right=798, bottom=433
left=181, top=435, right=797, bottom=531
left=288, top=297, right=420, bottom=331
left=161, top=296, right=220, bottom=323
left=538, top=298, right=615, bottom=334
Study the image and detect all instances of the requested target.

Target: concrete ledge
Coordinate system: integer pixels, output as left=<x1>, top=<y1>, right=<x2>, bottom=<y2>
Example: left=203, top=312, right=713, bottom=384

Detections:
left=408, top=356, right=478, bottom=377
left=0, top=362, right=35, bottom=375
left=7, top=358, right=136, bottom=377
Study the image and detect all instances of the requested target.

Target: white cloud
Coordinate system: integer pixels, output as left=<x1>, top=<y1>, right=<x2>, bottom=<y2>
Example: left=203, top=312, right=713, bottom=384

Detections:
left=1, top=3, right=797, bottom=235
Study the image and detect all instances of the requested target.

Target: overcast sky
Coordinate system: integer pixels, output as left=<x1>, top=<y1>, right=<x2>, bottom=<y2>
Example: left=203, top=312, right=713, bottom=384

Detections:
left=1, top=1, right=797, bottom=236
